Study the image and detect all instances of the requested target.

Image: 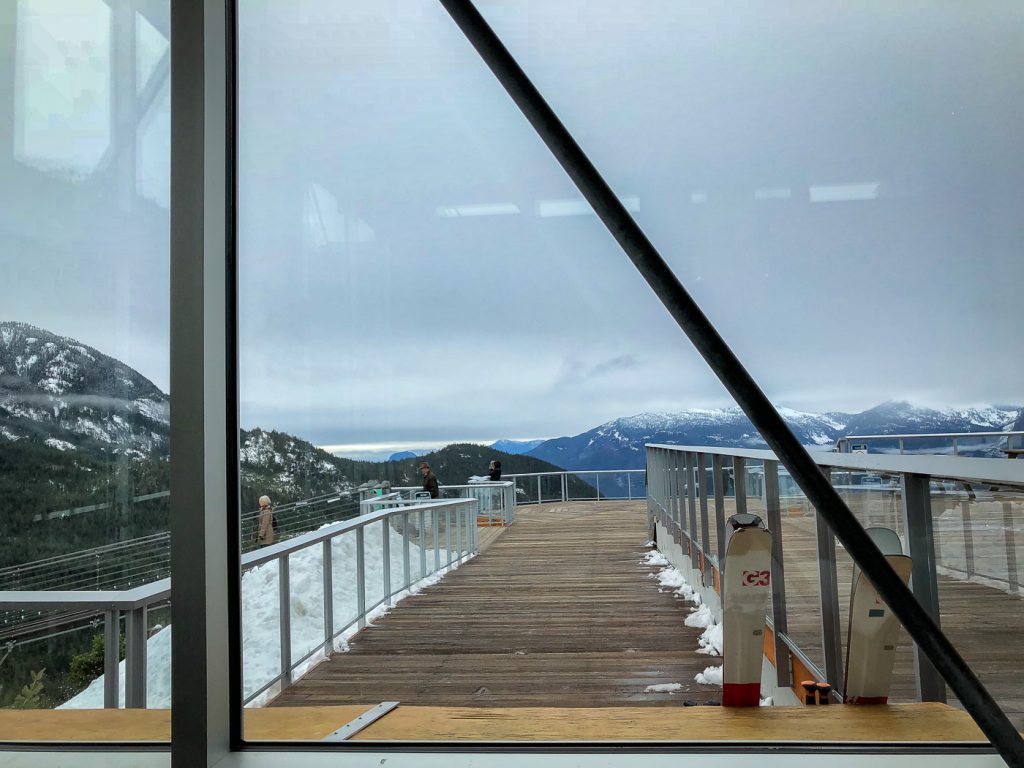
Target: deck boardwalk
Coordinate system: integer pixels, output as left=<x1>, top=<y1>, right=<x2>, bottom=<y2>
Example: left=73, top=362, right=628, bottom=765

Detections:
left=271, top=502, right=722, bottom=708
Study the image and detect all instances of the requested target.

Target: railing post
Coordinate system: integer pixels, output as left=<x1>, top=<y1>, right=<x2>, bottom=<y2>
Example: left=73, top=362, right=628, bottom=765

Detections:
left=713, top=455, right=727, bottom=565
left=382, top=518, right=392, bottom=605
left=596, top=472, right=601, bottom=499
left=323, top=539, right=334, bottom=649
left=627, top=472, right=632, bottom=500
left=764, top=460, right=791, bottom=689
left=446, top=509, right=452, bottom=566
left=356, top=527, right=366, bottom=629
left=686, top=452, right=699, bottom=569
left=962, top=500, right=976, bottom=578
left=733, top=457, right=748, bottom=516
left=279, top=555, right=292, bottom=688
left=455, top=504, right=463, bottom=560
left=103, top=609, right=120, bottom=709
left=433, top=509, right=441, bottom=573
left=1004, top=502, right=1019, bottom=594
left=124, top=606, right=148, bottom=708
left=402, top=512, right=411, bottom=589
left=418, top=509, right=427, bottom=577
left=901, top=473, right=946, bottom=702
left=697, top=453, right=711, bottom=558
left=536, top=475, right=541, bottom=505
left=562, top=473, right=567, bottom=502
left=815, top=468, right=844, bottom=695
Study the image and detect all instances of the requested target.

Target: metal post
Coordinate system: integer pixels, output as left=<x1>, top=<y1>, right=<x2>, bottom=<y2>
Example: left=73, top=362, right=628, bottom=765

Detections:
left=952, top=438, right=959, bottom=456
left=899, top=439, right=905, bottom=454
left=124, top=606, right=148, bottom=708
left=446, top=509, right=452, bottom=566
left=323, top=539, right=334, bottom=648
left=104, top=609, right=120, bottom=709
left=815, top=469, right=844, bottom=694
left=962, top=500, right=976, bottom=578
left=382, top=518, right=392, bottom=605
left=279, top=556, right=292, bottom=687
left=596, top=473, right=601, bottom=499
left=734, top=457, right=748, bottom=516
left=627, top=473, right=632, bottom=500
left=764, top=460, right=791, bottom=688
left=536, top=475, right=541, bottom=504
left=697, top=453, right=711, bottom=557
left=418, top=509, right=427, bottom=577
left=433, top=509, right=441, bottom=573
left=562, top=473, right=567, bottom=502
left=686, top=452, right=699, bottom=568
left=356, top=527, right=366, bottom=629
left=901, top=473, right=946, bottom=702
left=403, top=512, right=411, bottom=588
left=1003, top=502, right=1019, bottom=596
left=713, top=455, right=727, bottom=565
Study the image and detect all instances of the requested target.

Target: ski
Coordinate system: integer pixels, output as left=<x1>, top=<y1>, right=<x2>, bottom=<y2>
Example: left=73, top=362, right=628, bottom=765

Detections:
left=843, top=526, right=913, bottom=704
left=722, top=513, right=773, bottom=707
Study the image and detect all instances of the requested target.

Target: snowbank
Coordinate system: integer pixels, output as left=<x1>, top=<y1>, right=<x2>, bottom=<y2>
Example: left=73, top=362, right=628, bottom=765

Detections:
left=61, top=517, right=467, bottom=709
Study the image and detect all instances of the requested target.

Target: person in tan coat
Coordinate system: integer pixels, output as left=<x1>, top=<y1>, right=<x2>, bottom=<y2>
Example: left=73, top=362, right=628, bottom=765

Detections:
left=256, top=495, right=275, bottom=547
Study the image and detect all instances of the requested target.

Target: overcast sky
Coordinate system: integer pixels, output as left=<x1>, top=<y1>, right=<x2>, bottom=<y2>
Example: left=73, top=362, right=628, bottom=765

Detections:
left=4, top=1, right=1022, bottom=459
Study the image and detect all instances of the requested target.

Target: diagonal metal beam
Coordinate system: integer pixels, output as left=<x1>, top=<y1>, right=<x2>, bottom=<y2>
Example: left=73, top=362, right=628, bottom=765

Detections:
left=437, top=1, right=1023, bottom=762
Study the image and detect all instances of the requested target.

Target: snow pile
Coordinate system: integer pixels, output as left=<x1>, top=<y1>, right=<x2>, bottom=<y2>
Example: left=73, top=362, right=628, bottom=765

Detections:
left=695, top=665, right=723, bottom=686
left=62, top=518, right=465, bottom=709
left=641, top=550, right=669, bottom=567
left=644, top=683, right=682, bottom=694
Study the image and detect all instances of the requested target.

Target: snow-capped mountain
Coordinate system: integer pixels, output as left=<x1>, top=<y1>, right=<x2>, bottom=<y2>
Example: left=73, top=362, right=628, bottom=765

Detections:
left=527, top=401, right=1022, bottom=471
left=0, top=322, right=169, bottom=458
left=490, top=438, right=545, bottom=455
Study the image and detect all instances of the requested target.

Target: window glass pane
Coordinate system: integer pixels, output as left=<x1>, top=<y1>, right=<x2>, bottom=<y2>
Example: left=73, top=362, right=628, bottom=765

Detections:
left=0, top=0, right=171, bottom=742
left=236, top=0, right=1022, bottom=746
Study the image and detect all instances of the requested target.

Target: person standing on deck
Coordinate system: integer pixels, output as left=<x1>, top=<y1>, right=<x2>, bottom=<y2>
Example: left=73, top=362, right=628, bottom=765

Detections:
left=488, top=460, right=502, bottom=481
left=255, top=495, right=275, bottom=547
left=420, top=462, right=440, bottom=498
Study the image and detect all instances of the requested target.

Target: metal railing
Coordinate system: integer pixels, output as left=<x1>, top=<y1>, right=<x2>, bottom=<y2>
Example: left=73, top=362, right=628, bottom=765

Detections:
left=391, top=482, right=516, bottom=524
left=502, top=470, right=647, bottom=505
left=0, top=496, right=480, bottom=709
left=646, top=443, right=1024, bottom=719
left=837, top=431, right=1024, bottom=457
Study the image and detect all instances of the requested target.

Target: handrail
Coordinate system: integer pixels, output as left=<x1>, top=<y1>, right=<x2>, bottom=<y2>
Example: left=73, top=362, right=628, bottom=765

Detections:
left=502, top=469, right=646, bottom=505
left=837, top=431, right=1024, bottom=457
left=649, top=444, right=1024, bottom=487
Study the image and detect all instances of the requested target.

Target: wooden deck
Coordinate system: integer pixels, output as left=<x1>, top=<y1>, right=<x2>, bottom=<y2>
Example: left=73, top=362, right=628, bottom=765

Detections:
left=271, top=502, right=723, bottom=708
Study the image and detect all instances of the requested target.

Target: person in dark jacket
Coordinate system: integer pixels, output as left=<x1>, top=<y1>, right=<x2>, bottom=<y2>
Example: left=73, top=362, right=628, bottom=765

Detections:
left=488, top=460, right=502, bottom=481
left=420, top=462, right=440, bottom=498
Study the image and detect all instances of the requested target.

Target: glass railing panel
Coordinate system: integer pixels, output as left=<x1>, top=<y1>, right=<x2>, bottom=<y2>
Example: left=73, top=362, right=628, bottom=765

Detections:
left=931, top=481, right=1024, bottom=729
left=242, top=558, right=283, bottom=703
left=288, top=546, right=326, bottom=666
left=362, top=520, right=387, bottom=611
left=777, top=480, right=825, bottom=674
left=331, top=531, right=360, bottom=633
left=566, top=473, right=598, bottom=502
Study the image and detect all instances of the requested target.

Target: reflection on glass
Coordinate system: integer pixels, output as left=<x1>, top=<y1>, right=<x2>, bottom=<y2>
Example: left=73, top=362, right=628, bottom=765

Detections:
left=0, top=0, right=170, bottom=740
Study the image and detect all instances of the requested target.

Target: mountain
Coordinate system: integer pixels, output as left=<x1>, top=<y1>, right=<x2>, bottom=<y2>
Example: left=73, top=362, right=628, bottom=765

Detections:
left=0, top=322, right=169, bottom=458
left=527, top=401, right=1022, bottom=471
left=490, top=439, right=545, bottom=455
left=388, top=450, right=420, bottom=461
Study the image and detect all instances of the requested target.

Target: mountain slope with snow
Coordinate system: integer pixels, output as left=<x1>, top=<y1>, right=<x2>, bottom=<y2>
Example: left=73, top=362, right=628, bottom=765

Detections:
left=527, top=402, right=1021, bottom=470
left=0, top=322, right=169, bottom=458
